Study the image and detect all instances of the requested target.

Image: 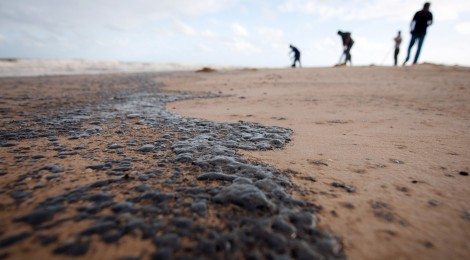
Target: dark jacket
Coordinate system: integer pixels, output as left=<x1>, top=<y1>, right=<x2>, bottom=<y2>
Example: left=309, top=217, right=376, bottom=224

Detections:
left=412, top=10, right=433, bottom=35
left=340, top=32, right=354, bottom=47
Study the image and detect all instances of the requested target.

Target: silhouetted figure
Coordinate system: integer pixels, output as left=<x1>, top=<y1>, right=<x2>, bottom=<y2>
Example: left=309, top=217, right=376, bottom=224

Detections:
left=403, top=2, right=433, bottom=66
left=337, top=31, right=354, bottom=66
left=394, top=31, right=402, bottom=66
left=289, top=45, right=301, bottom=68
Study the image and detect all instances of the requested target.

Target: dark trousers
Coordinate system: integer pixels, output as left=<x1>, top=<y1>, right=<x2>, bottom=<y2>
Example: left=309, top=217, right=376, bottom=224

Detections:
left=292, top=56, right=301, bottom=68
left=404, top=33, right=426, bottom=64
left=342, top=42, right=354, bottom=65
left=394, top=47, right=400, bottom=66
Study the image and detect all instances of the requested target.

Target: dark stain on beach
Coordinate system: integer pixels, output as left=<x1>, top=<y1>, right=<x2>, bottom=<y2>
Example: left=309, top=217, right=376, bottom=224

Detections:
left=0, top=74, right=345, bottom=259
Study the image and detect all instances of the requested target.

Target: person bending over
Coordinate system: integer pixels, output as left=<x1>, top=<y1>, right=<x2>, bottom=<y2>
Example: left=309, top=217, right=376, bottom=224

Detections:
left=338, top=31, right=354, bottom=66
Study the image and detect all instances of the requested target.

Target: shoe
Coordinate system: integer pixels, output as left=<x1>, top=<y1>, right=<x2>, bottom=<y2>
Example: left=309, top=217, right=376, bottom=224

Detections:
left=402, top=58, right=409, bottom=66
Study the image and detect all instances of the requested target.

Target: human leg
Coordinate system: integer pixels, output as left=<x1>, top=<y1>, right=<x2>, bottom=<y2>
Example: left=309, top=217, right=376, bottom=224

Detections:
left=345, top=44, right=352, bottom=65
left=394, top=48, right=399, bottom=66
left=413, top=34, right=426, bottom=64
left=296, top=55, right=301, bottom=68
left=403, top=34, right=417, bottom=65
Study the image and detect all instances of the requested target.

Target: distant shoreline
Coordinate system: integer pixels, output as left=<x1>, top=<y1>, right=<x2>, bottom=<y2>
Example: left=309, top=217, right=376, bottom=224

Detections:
left=0, top=58, right=224, bottom=77
left=1, top=58, right=466, bottom=78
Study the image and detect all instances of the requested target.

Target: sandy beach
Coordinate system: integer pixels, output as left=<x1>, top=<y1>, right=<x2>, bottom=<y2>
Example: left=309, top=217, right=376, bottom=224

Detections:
left=165, top=64, right=470, bottom=259
left=0, top=64, right=469, bottom=259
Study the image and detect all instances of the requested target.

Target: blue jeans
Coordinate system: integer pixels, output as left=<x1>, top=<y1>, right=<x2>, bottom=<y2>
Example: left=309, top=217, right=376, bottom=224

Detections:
left=404, top=33, right=426, bottom=64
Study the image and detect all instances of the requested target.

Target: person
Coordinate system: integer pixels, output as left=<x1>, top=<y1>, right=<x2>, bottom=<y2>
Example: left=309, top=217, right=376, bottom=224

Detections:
left=289, top=45, right=301, bottom=68
left=403, top=2, right=433, bottom=66
left=394, top=31, right=402, bottom=66
left=337, top=31, right=354, bottom=66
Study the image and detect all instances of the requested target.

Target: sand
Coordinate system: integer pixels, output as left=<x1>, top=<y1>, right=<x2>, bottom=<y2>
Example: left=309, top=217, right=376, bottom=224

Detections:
left=164, top=64, right=470, bottom=259
left=0, top=63, right=469, bottom=259
left=0, top=71, right=343, bottom=259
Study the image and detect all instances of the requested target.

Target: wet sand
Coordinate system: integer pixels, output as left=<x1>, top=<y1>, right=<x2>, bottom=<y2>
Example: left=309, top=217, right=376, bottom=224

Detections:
left=164, top=65, right=470, bottom=259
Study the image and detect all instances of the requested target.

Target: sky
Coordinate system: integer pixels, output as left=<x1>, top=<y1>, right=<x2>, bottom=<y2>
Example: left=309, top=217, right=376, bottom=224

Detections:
left=1, top=0, right=470, bottom=67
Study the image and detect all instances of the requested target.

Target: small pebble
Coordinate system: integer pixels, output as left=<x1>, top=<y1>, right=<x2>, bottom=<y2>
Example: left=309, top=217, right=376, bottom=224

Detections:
left=390, top=159, right=404, bottom=164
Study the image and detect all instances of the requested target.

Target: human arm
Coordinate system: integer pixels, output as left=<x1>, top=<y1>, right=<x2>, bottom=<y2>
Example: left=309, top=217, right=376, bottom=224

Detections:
left=410, top=12, right=418, bottom=32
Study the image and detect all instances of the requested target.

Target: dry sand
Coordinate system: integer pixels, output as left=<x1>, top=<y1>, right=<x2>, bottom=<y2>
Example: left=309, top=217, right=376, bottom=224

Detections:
left=164, top=64, right=470, bottom=259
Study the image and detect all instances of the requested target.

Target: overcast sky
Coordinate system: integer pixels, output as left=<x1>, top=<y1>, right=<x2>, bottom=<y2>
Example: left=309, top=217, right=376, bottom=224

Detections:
left=1, top=0, right=470, bottom=67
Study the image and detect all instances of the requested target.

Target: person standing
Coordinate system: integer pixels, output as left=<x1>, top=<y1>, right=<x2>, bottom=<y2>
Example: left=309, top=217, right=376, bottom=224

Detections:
left=394, top=31, right=402, bottom=66
left=337, top=31, right=354, bottom=66
left=403, top=2, right=433, bottom=66
left=289, top=45, right=301, bottom=68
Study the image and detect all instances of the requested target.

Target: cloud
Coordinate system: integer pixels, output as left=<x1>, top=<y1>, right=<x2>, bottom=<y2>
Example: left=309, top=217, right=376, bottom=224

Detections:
left=278, top=0, right=470, bottom=22
left=341, top=35, right=391, bottom=65
left=0, top=0, right=239, bottom=33
left=312, top=37, right=337, bottom=51
left=353, top=36, right=389, bottom=53
left=225, top=38, right=260, bottom=53
left=232, top=23, right=249, bottom=37
left=455, top=22, right=470, bottom=35
left=197, top=44, right=212, bottom=52
left=173, top=21, right=196, bottom=35
left=256, top=27, right=286, bottom=49
left=278, top=0, right=412, bottom=21
left=96, top=37, right=131, bottom=48
left=0, top=0, right=242, bottom=59
left=201, top=29, right=217, bottom=39
left=437, top=1, right=470, bottom=21
left=257, top=27, right=284, bottom=40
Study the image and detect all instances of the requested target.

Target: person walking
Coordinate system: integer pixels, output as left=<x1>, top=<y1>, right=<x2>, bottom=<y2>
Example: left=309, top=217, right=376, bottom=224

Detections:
left=289, top=45, right=301, bottom=68
left=394, top=31, right=402, bottom=66
left=403, top=2, right=433, bottom=66
left=337, top=31, right=354, bottom=66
